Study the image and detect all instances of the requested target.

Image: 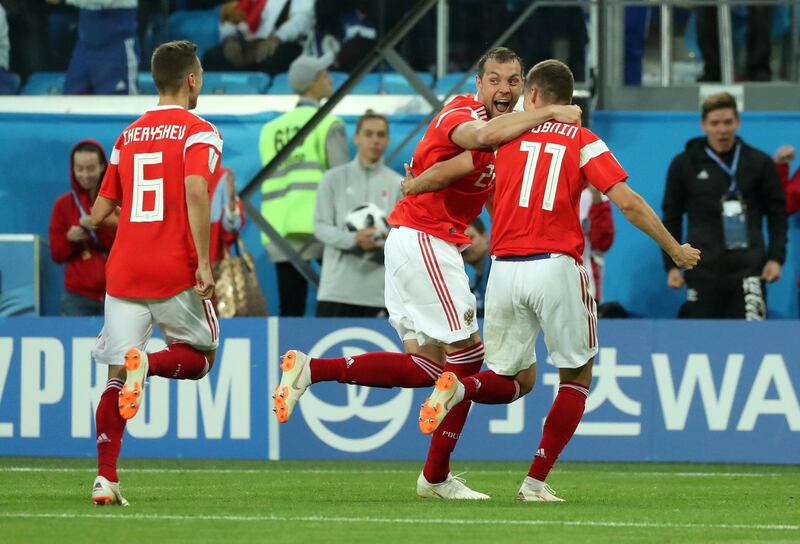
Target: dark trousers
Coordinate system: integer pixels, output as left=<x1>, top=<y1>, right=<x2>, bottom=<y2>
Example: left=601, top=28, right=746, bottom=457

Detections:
left=275, top=261, right=315, bottom=317
left=316, top=300, right=386, bottom=318
left=679, top=276, right=767, bottom=320
left=695, top=7, right=773, bottom=81
left=202, top=40, right=302, bottom=77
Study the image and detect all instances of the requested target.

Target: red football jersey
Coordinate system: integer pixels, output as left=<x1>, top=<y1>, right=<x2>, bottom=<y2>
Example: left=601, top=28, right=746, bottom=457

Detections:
left=491, top=122, right=627, bottom=261
left=99, top=105, right=223, bottom=298
left=387, top=94, right=495, bottom=245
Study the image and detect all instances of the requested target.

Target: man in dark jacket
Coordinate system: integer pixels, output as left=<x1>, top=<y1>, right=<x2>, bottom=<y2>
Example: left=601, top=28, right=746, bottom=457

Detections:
left=662, top=92, right=787, bottom=319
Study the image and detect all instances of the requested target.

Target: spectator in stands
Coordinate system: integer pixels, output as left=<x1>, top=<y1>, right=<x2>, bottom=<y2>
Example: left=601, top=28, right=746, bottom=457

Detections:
left=4, top=0, right=49, bottom=80
left=462, top=217, right=490, bottom=319
left=202, top=0, right=314, bottom=76
left=774, top=144, right=799, bottom=315
left=581, top=185, right=615, bottom=302
left=259, top=52, right=349, bottom=316
left=695, top=6, right=773, bottom=81
left=49, top=140, right=116, bottom=316
left=316, top=1, right=377, bottom=72
left=0, top=4, right=16, bottom=94
left=314, top=110, right=401, bottom=317
left=48, top=0, right=139, bottom=94
left=662, top=92, right=787, bottom=320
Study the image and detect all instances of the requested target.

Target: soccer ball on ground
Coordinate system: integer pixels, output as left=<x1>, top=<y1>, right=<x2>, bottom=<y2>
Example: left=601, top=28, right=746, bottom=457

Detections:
left=345, top=203, right=390, bottom=240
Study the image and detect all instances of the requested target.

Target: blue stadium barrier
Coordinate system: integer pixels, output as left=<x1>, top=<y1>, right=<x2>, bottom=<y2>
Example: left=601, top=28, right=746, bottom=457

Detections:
left=380, top=71, right=434, bottom=94
left=0, top=317, right=797, bottom=463
left=0, top=71, right=21, bottom=95
left=20, top=73, right=65, bottom=95
left=434, top=72, right=475, bottom=95
left=137, top=72, right=157, bottom=95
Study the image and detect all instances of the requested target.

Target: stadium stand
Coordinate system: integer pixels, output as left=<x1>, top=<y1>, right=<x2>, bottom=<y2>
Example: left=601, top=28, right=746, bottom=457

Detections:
left=20, top=72, right=65, bottom=95
left=433, top=72, right=475, bottom=95
left=380, top=71, right=434, bottom=94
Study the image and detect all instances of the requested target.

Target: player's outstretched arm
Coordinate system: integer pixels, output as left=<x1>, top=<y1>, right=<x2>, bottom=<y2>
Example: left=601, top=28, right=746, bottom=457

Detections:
left=90, top=196, right=118, bottom=230
left=401, top=150, right=476, bottom=196
left=606, top=182, right=701, bottom=270
left=185, top=174, right=215, bottom=299
left=451, top=104, right=582, bottom=150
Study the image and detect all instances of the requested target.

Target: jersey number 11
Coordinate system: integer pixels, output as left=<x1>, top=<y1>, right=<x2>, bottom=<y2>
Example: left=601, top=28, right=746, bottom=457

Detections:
left=518, top=141, right=566, bottom=211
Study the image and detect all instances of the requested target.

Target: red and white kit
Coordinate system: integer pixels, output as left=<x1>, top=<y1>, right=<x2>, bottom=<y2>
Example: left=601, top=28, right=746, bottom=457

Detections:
left=485, top=122, right=627, bottom=374
left=92, top=105, right=223, bottom=365
left=385, top=94, right=494, bottom=345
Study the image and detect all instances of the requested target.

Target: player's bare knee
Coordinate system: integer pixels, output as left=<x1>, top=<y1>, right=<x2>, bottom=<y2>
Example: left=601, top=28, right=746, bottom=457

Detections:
left=515, top=364, right=537, bottom=396
left=194, top=349, right=216, bottom=379
left=559, top=358, right=593, bottom=387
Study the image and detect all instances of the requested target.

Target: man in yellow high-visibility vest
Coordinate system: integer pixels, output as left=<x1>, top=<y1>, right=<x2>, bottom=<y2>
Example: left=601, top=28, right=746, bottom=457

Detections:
left=259, top=51, right=349, bottom=316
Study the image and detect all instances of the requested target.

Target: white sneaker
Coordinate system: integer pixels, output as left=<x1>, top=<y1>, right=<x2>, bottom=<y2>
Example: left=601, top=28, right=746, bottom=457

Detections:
left=418, top=371, right=464, bottom=434
left=119, top=348, right=149, bottom=420
left=273, top=350, right=311, bottom=423
left=416, top=472, right=490, bottom=500
left=516, top=476, right=565, bottom=502
left=92, top=475, right=129, bottom=506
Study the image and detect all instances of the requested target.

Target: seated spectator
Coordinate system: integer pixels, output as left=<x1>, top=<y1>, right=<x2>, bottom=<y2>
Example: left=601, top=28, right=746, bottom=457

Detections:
left=0, top=4, right=16, bottom=95
left=580, top=185, right=615, bottom=302
left=462, top=217, right=490, bottom=318
left=314, top=110, right=401, bottom=317
left=49, top=140, right=116, bottom=316
left=695, top=5, right=772, bottom=81
left=203, top=0, right=314, bottom=76
left=316, top=1, right=377, bottom=72
left=50, top=0, right=139, bottom=94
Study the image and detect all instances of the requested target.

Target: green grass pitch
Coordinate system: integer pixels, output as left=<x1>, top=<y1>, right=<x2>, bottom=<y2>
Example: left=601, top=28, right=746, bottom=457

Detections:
left=1, top=457, right=798, bottom=543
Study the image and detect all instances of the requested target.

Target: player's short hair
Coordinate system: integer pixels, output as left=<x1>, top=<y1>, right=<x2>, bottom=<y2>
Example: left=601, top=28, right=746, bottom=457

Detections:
left=151, top=40, right=199, bottom=94
left=525, top=60, right=574, bottom=105
left=477, top=47, right=524, bottom=78
left=356, top=109, right=389, bottom=134
left=701, top=92, right=739, bottom=120
left=469, top=217, right=486, bottom=234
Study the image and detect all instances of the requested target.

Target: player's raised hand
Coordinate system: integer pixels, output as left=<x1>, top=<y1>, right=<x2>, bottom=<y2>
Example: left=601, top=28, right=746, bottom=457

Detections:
left=670, top=243, right=701, bottom=270
left=194, top=264, right=215, bottom=300
left=551, top=104, right=582, bottom=125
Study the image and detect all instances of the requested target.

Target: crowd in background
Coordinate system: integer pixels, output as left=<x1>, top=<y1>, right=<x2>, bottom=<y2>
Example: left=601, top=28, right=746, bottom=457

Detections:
left=0, top=0, right=795, bottom=94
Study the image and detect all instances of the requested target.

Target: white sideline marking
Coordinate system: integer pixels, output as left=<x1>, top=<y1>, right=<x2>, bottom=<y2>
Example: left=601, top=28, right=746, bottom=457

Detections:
left=0, top=512, right=796, bottom=531
left=0, top=467, right=782, bottom=478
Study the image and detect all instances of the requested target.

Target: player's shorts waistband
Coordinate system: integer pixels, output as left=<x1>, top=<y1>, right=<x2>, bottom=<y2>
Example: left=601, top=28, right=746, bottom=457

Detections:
left=493, top=253, right=557, bottom=262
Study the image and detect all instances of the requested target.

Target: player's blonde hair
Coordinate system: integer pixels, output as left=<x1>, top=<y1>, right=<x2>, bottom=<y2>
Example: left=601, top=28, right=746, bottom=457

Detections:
left=151, top=40, right=199, bottom=95
left=525, top=59, right=574, bottom=105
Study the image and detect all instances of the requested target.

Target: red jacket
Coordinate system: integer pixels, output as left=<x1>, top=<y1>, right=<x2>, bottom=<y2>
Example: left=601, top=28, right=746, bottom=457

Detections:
left=776, top=162, right=800, bottom=287
left=48, top=139, right=115, bottom=301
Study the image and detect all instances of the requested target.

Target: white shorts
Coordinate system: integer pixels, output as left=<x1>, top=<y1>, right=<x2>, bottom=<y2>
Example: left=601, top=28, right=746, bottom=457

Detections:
left=384, top=227, right=479, bottom=346
left=92, top=289, right=220, bottom=365
left=484, top=254, right=598, bottom=376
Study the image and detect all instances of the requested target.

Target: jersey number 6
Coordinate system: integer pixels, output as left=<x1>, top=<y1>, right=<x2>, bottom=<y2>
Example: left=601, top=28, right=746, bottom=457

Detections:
left=131, top=152, right=164, bottom=223
left=518, top=141, right=566, bottom=211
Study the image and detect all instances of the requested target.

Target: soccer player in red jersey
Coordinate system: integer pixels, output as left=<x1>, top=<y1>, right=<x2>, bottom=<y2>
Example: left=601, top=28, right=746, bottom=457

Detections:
left=416, top=60, right=700, bottom=501
left=88, top=40, right=223, bottom=506
left=275, top=47, right=582, bottom=499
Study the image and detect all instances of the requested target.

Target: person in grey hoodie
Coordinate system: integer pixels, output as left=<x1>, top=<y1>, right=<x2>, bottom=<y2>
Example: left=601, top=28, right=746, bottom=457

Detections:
left=314, top=110, right=402, bottom=317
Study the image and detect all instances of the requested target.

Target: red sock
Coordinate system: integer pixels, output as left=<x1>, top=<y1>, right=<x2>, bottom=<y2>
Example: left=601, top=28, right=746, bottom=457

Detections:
left=462, top=370, right=520, bottom=404
left=528, top=381, right=589, bottom=482
left=310, top=352, right=440, bottom=388
left=423, top=342, right=484, bottom=483
left=96, top=378, right=126, bottom=482
left=147, top=343, right=209, bottom=379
